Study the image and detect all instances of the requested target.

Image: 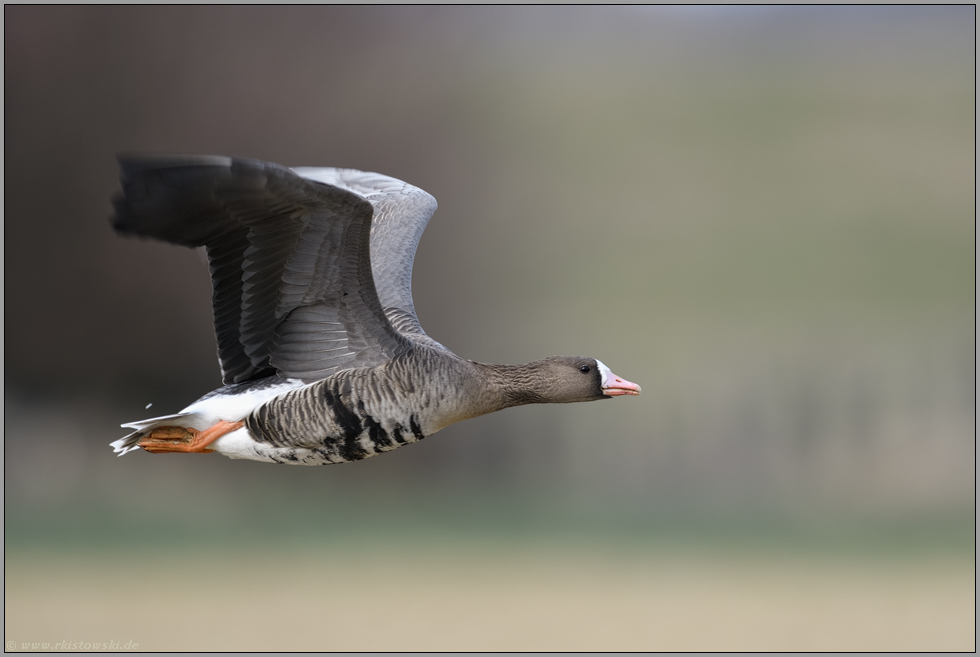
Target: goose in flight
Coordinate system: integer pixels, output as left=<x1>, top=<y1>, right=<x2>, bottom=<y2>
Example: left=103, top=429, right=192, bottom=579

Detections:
left=110, top=155, right=640, bottom=465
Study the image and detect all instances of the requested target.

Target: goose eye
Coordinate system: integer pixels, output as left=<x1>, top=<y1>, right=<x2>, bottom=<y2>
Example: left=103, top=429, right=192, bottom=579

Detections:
left=580, top=365, right=591, bottom=373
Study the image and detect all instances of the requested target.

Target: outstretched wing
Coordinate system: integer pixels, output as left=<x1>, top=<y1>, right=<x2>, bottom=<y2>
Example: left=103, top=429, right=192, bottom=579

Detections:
left=292, top=167, right=445, bottom=350
left=112, top=155, right=413, bottom=384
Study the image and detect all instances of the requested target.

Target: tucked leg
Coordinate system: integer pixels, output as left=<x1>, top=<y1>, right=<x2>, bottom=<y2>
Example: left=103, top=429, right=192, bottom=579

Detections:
left=139, top=420, right=244, bottom=454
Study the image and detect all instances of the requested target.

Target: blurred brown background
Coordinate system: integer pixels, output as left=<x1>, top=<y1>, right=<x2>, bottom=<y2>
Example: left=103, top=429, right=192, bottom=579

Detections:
left=4, top=6, right=974, bottom=651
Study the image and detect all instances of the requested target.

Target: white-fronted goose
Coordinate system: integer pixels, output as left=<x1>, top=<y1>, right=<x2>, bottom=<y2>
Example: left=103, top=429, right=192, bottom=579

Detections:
left=110, top=155, right=640, bottom=465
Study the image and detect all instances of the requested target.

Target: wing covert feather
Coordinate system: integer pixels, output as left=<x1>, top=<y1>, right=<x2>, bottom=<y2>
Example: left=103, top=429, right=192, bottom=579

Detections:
left=292, top=167, right=443, bottom=348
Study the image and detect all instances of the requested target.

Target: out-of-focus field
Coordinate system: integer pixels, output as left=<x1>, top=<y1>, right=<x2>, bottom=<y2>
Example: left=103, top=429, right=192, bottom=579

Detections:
left=5, top=544, right=973, bottom=651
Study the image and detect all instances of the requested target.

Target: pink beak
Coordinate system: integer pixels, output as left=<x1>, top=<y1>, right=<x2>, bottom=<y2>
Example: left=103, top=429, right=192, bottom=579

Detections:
left=602, top=371, right=642, bottom=397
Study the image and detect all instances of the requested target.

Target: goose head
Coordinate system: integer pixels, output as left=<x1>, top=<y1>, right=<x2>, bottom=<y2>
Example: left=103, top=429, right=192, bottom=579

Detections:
left=494, top=356, right=641, bottom=405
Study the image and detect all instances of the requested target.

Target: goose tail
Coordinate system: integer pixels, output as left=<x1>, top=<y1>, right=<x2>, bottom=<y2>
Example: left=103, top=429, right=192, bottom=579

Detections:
left=110, top=413, right=193, bottom=456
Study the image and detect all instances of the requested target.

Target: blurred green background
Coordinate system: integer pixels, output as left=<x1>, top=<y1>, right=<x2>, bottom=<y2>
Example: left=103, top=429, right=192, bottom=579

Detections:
left=4, top=6, right=974, bottom=651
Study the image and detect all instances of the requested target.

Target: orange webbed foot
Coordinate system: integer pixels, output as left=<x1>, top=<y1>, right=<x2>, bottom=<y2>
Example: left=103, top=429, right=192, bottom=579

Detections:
left=138, top=420, right=244, bottom=454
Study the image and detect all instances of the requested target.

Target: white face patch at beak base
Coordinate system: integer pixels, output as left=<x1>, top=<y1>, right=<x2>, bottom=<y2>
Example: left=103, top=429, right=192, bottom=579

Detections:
left=595, top=360, right=613, bottom=388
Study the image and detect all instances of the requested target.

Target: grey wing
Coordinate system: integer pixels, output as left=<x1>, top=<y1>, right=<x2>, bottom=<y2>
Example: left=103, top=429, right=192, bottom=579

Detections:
left=112, top=155, right=412, bottom=384
left=292, top=167, right=445, bottom=350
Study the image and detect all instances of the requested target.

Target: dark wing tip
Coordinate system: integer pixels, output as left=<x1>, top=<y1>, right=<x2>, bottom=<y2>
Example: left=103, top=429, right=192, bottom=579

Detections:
left=110, top=154, right=266, bottom=246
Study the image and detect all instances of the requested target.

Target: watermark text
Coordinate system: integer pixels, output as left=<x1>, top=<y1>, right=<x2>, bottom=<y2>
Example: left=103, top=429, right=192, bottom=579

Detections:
left=7, top=640, right=139, bottom=651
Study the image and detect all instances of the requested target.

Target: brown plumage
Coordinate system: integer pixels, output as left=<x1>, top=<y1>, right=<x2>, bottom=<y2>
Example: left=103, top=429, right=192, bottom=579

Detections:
left=110, top=155, right=640, bottom=465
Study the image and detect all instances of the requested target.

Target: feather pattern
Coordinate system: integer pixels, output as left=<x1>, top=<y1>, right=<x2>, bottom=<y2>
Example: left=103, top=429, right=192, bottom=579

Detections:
left=112, top=155, right=412, bottom=384
left=291, top=167, right=444, bottom=349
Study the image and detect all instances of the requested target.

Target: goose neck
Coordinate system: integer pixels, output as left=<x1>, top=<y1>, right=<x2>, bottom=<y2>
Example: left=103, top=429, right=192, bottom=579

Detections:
left=473, top=361, right=551, bottom=410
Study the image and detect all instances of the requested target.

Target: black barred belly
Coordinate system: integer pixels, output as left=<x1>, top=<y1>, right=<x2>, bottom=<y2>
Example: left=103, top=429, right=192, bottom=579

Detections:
left=243, top=382, right=427, bottom=465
